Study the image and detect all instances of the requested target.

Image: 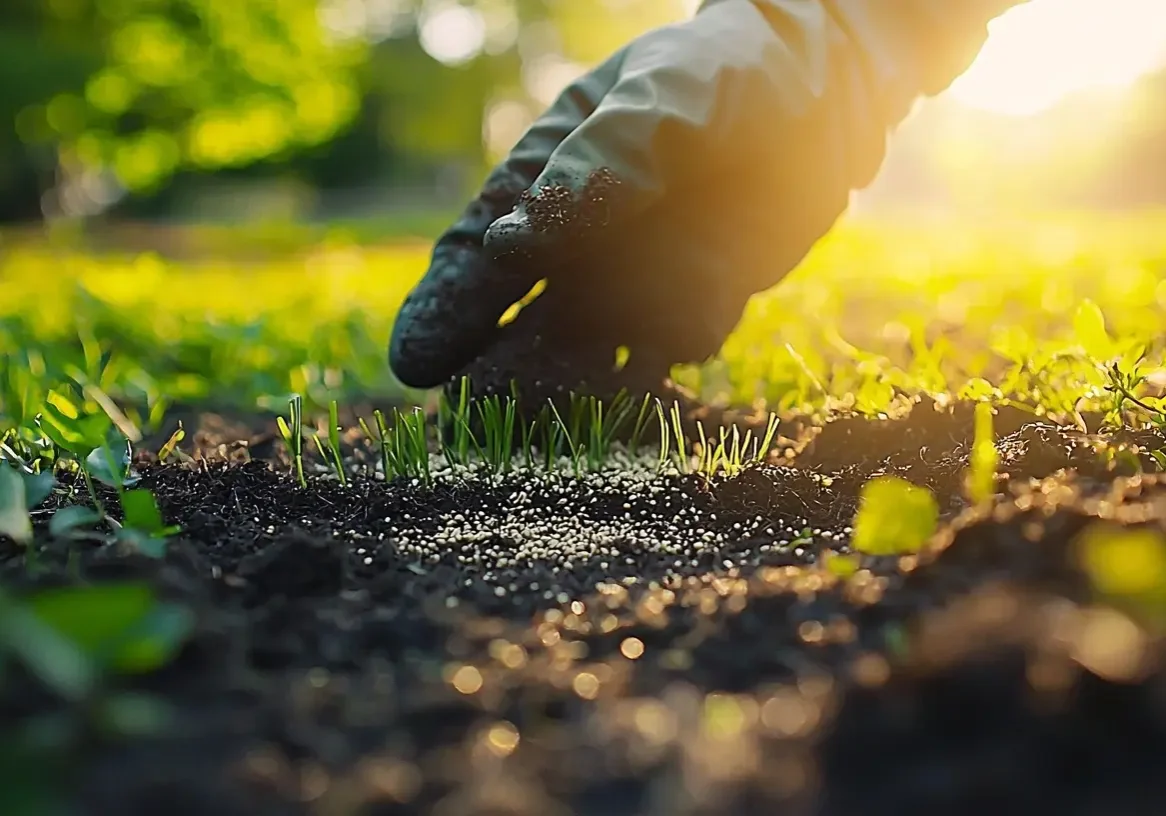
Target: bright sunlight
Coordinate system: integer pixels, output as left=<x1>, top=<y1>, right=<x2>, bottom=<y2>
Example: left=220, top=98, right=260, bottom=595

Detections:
left=949, top=0, right=1166, bottom=116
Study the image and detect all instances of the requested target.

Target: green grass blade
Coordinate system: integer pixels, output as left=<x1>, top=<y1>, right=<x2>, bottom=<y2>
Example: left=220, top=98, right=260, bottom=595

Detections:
left=628, top=392, right=653, bottom=454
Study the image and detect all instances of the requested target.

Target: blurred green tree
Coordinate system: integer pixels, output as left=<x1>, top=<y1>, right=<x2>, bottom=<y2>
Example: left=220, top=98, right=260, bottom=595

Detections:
left=0, top=0, right=689, bottom=221
left=30, top=0, right=365, bottom=192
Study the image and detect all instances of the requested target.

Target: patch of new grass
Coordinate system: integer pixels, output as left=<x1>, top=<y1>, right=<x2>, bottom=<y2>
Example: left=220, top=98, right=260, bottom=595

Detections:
left=282, top=382, right=781, bottom=485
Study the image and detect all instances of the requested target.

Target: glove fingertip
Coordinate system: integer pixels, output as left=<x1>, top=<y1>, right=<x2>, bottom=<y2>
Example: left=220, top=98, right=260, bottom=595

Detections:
left=482, top=210, right=536, bottom=258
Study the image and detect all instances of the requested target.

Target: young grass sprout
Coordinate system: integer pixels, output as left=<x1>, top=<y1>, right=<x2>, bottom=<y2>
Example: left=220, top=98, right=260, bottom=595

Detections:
left=311, top=400, right=348, bottom=486
left=328, top=379, right=780, bottom=487
left=966, top=401, right=998, bottom=504
left=275, top=394, right=306, bottom=488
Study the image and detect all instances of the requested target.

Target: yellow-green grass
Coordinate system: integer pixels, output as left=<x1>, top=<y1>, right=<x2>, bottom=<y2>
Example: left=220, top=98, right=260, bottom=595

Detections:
left=2, top=211, right=1165, bottom=434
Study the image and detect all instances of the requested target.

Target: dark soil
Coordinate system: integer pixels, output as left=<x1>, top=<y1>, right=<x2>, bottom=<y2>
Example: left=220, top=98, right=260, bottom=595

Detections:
left=5, top=401, right=1166, bottom=816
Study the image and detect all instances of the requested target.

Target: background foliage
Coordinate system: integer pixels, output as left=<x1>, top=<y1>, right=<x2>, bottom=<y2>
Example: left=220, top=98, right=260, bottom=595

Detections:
left=2, top=0, right=1165, bottom=224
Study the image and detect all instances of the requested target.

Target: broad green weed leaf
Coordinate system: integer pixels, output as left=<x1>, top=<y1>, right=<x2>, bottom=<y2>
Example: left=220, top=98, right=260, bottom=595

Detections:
left=0, top=590, right=95, bottom=701
left=29, top=583, right=155, bottom=656
left=116, top=527, right=170, bottom=559
left=85, top=436, right=135, bottom=488
left=851, top=476, right=939, bottom=556
left=0, top=465, right=32, bottom=545
left=26, top=583, right=190, bottom=673
left=1074, top=299, right=1111, bottom=360
left=48, top=505, right=102, bottom=537
left=1077, top=523, right=1166, bottom=602
left=113, top=604, right=195, bottom=674
left=38, top=394, right=111, bottom=457
left=21, top=469, right=55, bottom=509
left=121, top=489, right=165, bottom=533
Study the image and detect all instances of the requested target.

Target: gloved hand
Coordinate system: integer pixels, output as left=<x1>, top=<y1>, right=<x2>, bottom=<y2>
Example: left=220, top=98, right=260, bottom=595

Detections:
left=389, top=0, right=1026, bottom=393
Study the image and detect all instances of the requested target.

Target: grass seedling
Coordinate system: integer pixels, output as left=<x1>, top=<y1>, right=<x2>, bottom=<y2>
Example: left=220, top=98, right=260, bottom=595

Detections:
left=585, top=392, right=637, bottom=469
left=654, top=399, right=671, bottom=472
left=476, top=395, right=518, bottom=474
left=275, top=395, right=306, bottom=488
left=966, top=401, right=998, bottom=504
left=628, top=392, right=655, bottom=454
left=311, top=401, right=348, bottom=485
left=566, top=393, right=587, bottom=464
left=378, top=408, right=432, bottom=485
left=511, top=382, right=538, bottom=469
left=694, top=420, right=713, bottom=478
left=328, top=401, right=347, bottom=485
left=712, top=424, right=745, bottom=479
left=691, top=412, right=780, bottom=480
left=520, top=413, right=539, bottom=469
left=436, top=376, right=474, bottom=468
left=547, top=399, right=583, bottom=478
left=668, top=401, right=688, bottom=473
left=587, top=397, right=606, bottom=471
left=756, top=413, right=780, bottom=463
left=539, top=404, right=564, bottom=471
left=357, top=415, right=381, bottom=475
left=370, top=409, right=394, bottom=482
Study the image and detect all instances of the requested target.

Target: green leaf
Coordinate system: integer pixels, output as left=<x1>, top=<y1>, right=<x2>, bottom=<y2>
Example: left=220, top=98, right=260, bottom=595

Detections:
left=1152, top=450, right=1166, bottom=472
left=21, top=470, right=55, bottom=509
left=0, top=590, right=96, bottom=701
left=37, top=396, right=111, bottom=457
left=28, top=583, right=152, bottom=657
left=114, top=604, right=195, bottom=674
left=1074, top=299, right=1111, bottom=360
left=85, top=437, right=135, bottom=488
left=851, top=476, right=939, bottom=556
left=26, top=583, right=191, bottom=674
left=48, top=505, right=102, bottom=537
left=116, top=528, right=169, bottom=559
left=121, top=489, right=165, bottom=534
left=824, top=551, right=859, bottom=578
left=1120, top=342, right=1148, bottom=375
left=1077, top=523, right=1166, bottom=602
left=0, top=465, right=33, bottom=546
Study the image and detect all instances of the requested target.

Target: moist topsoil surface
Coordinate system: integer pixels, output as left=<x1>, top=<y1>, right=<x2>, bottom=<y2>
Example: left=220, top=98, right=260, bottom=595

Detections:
left=6, top=399, right=1166, bottom=816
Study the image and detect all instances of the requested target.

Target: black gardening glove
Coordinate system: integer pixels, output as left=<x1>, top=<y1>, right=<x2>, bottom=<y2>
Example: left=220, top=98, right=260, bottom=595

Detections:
left=388, top=0, right=1026, bottom=394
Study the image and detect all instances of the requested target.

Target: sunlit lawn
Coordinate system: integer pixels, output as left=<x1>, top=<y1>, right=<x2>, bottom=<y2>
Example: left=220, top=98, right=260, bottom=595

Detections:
left=3, top=211, right=1166, bottom=436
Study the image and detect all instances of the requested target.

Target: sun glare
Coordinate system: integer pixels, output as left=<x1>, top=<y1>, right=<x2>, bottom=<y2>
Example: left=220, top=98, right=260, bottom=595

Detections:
left=948, top=0, right=1166, bottom=116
